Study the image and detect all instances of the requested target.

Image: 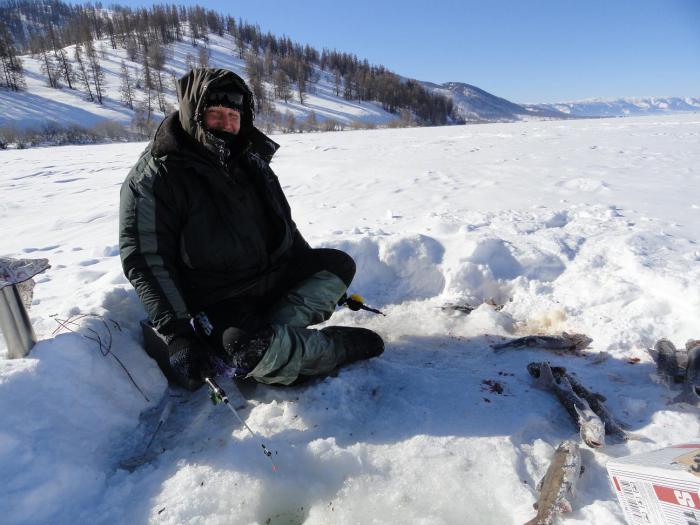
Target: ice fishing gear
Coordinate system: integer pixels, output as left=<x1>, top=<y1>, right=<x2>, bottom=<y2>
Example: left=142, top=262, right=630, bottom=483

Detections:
left=339, top=293, right=385, bottom=316
left=204, top=377, right=278, bottom=472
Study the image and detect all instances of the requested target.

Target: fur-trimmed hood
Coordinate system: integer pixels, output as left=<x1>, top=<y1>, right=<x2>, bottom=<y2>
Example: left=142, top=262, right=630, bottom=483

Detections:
left=165, top=68, right=279, bottom=164
left=177, top=68, right=252, bottom=143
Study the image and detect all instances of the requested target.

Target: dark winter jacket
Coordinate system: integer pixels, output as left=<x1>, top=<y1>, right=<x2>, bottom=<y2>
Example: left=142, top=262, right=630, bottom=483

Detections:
left=119, top=68, right=309, bottom=339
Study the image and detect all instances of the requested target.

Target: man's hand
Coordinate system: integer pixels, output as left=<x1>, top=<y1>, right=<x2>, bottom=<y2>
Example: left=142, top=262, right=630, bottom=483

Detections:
left=167, top=335, right=213, bottom=390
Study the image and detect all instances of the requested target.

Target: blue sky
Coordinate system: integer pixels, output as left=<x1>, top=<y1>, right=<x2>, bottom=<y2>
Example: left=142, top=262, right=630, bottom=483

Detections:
left=111, top=0, right=699, bottom=103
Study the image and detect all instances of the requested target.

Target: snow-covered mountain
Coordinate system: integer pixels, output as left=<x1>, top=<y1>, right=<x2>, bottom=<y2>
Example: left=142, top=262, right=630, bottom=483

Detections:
left=421, top=81, right=571, bottom=122
left=0, top=33, right=401, bottom=133
left=3, top=33, right=575, bottom=136
left=528, top=96, right=700, bottom=117
left=422, top=82, right=700, bottom=122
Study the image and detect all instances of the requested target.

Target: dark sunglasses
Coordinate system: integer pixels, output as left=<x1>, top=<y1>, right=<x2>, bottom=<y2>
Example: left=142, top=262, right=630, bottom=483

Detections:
left=207, top=91, right=244, bottom=106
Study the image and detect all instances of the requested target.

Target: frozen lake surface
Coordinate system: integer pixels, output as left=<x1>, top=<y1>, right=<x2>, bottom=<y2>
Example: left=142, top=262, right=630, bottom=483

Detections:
left=1, top=114, right=699, bottom=524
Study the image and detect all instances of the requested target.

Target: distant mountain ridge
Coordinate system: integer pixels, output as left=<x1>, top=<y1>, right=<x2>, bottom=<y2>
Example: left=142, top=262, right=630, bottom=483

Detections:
left=527, top=96, right=700, bottom=117
left=420, top=81, right=571, bottom=122
left=422, top=82, right=700, bottom=122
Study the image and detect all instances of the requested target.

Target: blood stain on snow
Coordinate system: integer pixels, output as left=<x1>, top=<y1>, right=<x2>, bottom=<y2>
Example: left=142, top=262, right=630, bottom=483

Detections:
left=481, top=379, right=505, bottom=395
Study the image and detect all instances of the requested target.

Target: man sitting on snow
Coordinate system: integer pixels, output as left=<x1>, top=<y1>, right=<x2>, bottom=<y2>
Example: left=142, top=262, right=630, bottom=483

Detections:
left=119, top=67, right=383, bottom=390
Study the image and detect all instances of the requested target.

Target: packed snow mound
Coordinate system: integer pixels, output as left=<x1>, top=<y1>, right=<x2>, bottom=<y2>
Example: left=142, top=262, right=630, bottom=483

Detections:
left=1, top=114, right=699, bottom=524
left=327, top=234, right=446, bottom=304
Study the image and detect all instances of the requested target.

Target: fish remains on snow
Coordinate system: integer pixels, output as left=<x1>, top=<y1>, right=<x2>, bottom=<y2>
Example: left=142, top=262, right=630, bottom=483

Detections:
left=650, top=339, right=700, bottom=406
left=492, top=333, right=592, bottom=353
left=524, top=440, right=583, bottom=525
left=527, top=362, right=638, bottom=443
left=529, top=362, right=606, bottom=448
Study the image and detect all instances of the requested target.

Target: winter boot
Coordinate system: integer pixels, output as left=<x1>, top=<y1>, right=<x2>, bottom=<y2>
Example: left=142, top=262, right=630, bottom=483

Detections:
left=321, top=326, right=384, bottom=364
left=242, top=324, right=384, bottom=385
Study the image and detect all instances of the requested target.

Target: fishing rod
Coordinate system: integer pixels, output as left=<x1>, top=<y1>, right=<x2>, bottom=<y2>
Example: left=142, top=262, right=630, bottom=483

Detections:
left=340, top=293, right=385, bottom=316
left=204, top=376, right=278, bottom=472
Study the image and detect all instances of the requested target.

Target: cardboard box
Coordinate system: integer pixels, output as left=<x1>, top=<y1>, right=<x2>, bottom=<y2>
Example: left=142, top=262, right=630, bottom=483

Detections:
left=607, top=443, right=700, bottom=525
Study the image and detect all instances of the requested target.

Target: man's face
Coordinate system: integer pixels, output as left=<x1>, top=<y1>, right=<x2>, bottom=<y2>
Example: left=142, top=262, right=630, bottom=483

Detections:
left=203, top=106, right=241, bottom=135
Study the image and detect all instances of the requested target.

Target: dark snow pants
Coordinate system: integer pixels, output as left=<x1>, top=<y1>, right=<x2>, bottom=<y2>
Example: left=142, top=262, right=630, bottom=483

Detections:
left=195, top=248, right=356, bottom=384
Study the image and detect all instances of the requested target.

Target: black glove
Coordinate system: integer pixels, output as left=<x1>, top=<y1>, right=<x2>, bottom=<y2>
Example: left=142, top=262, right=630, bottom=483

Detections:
left=167, top=335, right=213, bottom=391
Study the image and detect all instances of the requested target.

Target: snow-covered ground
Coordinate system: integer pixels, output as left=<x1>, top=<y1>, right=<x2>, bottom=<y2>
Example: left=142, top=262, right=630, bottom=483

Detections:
left=1, top=114, right=699, bottom=525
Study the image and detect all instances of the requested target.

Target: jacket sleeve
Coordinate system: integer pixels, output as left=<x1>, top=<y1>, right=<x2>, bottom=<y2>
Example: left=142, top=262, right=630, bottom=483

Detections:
left=264, top=162, right=311, bottom=255
left=291, top=223, right=311, bottom=254
left=119, top=158, right=192, bottom=340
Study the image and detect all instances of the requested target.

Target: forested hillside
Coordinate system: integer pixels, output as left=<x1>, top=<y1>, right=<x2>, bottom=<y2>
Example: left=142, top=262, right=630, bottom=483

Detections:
left=0, top=0, right=459, bottom=146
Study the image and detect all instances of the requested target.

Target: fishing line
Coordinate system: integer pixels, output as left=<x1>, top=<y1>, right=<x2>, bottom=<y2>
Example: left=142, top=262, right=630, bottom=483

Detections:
left=204, top=377, right=278, bottom=472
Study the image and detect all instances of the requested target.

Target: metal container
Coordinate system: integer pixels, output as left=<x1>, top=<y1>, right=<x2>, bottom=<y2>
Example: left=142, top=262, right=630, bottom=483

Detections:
left=0, top=283, right=37, bottom=358
left=0, top=257, right=49, bottom=359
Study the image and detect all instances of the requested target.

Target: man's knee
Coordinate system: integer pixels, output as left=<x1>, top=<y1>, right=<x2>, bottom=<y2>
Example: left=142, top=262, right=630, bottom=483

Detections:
left=314, top=248, right=355, bottom=287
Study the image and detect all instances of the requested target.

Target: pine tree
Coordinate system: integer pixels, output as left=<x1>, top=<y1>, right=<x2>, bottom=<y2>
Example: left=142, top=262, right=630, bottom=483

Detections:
left=119, top=60, right=135, bottom=109
left=170, top=71, right=179, bottom=95
left=0, top=49, right=25, bottom=91
left=39, top=48, right=60, bottom=88
left=353, top=70, right=364, bottom=102
left=234, top=20, right=245, bottom=58
left=263, top=47, right=273, bottom=79
left=46, top=26, right=74, bottom=89
left=284, top=110, right=296, bottom=133
left=273, top=69, right=291, bottom=103
left=244, top=51, right=263, bottom=81
left=132, top=101, right=156, bottom=137
left=343, top=73, right=352, bottom=100
left=125, top=37, right=138, bottom=61
left=148, top=44, right=168, bottom=113
left=185, top=52, right=195, bottom=72
left=54, top=47, right=74, bottom=89
left=154, top=68, right=168, bottom=113
left=106, top=18, right=117, bottom=49
left=333, top=68, right=341, bottom=97
left=296, top=63, right=306, bottom=105
left=197, top=46, right=209, bottom=67
left=85, top=41, right=105, bottom=104
left=248, top=73, right=270, bottom=115
left=0, top=22, right=25, bottom=91
left=141, top=59, right=154, bottom=121
left=73, top=43, right=94, bottom=101
left=10, top=55, right=26, bottom=91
